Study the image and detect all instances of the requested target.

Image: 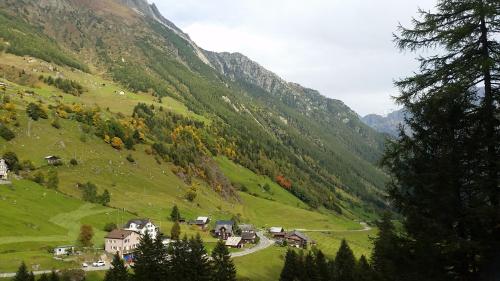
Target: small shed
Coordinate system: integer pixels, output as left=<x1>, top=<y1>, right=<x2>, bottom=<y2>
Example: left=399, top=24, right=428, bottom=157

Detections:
left=192, top=216, right=210, bottom=229
left=45, top=156, right=62, bottom=166
left=225, top=236, right=243, bottom=248
left=269, top=227, right=285, bottom=238
left=54, top=245, right=74, bottom=256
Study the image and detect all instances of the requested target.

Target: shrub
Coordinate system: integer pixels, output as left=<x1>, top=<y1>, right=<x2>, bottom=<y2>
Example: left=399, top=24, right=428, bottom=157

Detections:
left=70, top=158, right=78, bottom=166
left=103, top=222, right=117, bottom=232
left=51, top=119, right=61, bottom=129
left=21, top=160, right=35, bottom=171
left=3, top=151, right=20, bottom=173
left=46, top=170, right=59, bottom=189
left=0, top=124, right=15, bottom=140
left=31, top=171, right=45, bottom=184
left=126, top=154, right=135, bottom=163
left=185, top=188, right=197, bottom=202
left=26, top=103, right=48, bottom=121
left=110, top=137, right=124, bottom=150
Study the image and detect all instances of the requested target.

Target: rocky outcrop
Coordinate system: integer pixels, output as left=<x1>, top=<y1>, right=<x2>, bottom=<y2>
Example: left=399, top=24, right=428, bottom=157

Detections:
left=362, top=109, right=407, bottom=136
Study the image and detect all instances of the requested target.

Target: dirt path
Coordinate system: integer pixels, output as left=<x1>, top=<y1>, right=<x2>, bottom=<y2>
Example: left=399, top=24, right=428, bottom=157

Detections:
left=294, top=222, right=372, bottom=233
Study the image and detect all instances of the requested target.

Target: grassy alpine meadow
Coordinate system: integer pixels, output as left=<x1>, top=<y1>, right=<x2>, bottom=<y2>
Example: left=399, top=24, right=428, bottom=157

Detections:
left=0, top=54, right=373, bottom=278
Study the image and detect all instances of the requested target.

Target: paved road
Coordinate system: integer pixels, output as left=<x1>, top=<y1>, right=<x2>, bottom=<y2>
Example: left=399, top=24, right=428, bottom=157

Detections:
left=0, top=232, right=274, bottom=277
left=230, top=231, right=274, bottom=258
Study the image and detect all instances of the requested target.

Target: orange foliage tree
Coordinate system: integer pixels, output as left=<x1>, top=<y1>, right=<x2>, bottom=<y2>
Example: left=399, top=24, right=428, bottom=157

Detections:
left=275, top=175, right=292, bottom=190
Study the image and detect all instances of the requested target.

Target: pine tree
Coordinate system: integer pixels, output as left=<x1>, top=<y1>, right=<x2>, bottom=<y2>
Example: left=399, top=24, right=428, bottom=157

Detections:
left=170, top=221, right=181, bottom=240
left=170, top=205, right=180, bottom=222
left=104, top=253, right=129, bottom=281
left=356, top=255, right=374, bottom=281
left=169, top=236, right=190, bottom=280
left=12, top=262, right=31, bottom=281
left=28, top=272, right=34, bottom=281
left=333, top=239, right=356, bottom=281
left=39, top=273, right=49, bottom=281
left=370, top=213, right=400, bottom=281
left=315, top=250, right=330, bottom=281
left=133, top=231, right=166, bottom=281
left=186, top=234, right=212, bottom=281
left=211, top=240, right=236, bottom=281
left=49, top=270, right=59, bottom=281
left=304, top=251, right=319, bottom=281
left=390, top=1, right=500, bottom=279
left=280, top=250, right=298, bottom=281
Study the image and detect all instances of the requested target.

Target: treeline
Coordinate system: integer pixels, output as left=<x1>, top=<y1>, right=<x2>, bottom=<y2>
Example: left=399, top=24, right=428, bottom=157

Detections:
left=0, top=11, right=88, bottom=71
left=41, top=76, right=85, bottom=96
left=105, top=233, right=236, bottom=281
left=280, top=240, right=372, bottom=281
left=279, top=214, right=402, bottom=281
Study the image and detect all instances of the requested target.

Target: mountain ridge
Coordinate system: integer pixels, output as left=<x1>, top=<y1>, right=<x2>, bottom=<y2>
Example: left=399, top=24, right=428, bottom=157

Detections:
left=0, top=0, right=389, bottom=213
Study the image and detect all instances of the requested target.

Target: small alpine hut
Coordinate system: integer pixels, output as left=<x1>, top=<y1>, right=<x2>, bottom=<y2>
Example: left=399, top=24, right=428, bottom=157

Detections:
left=45, top=155, right=62, bottom=166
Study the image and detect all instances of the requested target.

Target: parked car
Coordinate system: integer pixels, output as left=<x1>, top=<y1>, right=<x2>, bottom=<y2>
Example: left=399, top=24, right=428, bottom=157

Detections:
left=82, top=262, right=89, bottom=268
left=92, top=261, right=106, bottom=267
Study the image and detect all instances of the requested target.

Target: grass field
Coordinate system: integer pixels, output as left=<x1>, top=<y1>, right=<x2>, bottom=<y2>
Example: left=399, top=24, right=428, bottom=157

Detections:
left=0, top=54, right=376, bottom=279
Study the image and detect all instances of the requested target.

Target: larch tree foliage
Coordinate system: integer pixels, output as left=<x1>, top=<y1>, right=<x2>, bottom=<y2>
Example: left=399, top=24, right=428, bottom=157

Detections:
left=386, top=0, right=500, bottom=280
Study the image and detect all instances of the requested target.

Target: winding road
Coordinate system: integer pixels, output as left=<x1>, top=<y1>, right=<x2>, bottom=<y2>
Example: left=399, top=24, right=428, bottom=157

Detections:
left=230, top=231, right=274, bottom=258
left=0, top=223, right=371, bottom=277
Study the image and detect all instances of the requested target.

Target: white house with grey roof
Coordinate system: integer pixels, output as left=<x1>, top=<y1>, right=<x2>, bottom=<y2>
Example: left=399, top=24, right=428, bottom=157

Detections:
left=124, top=218, right=159, bottom=239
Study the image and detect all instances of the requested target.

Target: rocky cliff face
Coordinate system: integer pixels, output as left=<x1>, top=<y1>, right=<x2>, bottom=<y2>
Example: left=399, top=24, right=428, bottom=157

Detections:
left=362, top=109, right=407, bottom=136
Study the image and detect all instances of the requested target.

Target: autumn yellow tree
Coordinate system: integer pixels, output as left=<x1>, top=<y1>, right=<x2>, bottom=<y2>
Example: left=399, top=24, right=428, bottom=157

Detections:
left=111, top=137, right=124, bottom=150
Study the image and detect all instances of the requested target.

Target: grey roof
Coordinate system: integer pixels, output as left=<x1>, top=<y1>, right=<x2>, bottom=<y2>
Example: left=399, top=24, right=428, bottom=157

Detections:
left=215, top=220, right=234, bottom=233
left=124, top=218, right=151, bottom=229
left=241, top=232, right=256, bottom=240
left=286, top=230, right=309, bottom=241
left=239, top=224, right=255, bottom=232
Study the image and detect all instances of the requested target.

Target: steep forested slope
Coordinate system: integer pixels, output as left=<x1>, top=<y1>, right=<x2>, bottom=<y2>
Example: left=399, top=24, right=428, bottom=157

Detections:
left=0, top=0, right=388, bottom=213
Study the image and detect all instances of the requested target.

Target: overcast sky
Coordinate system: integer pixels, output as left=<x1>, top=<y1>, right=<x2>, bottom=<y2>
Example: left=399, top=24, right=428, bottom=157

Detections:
left=152, top=0, right=437, bottom=116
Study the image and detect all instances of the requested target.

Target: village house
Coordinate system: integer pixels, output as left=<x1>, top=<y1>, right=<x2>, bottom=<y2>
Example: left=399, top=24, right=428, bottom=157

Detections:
left=124, top=219, right=159, bottom=239
left=45, top=156, right=62, bottom=166
left=225, top=236, right=243, bottom=248
left=214, top=220, right=234, bottom=240
left=191, top=216, right=210, bottom=229
left=53, top=245, right=74, bottom=256
left=285, top=230, right=310, bottom=248
left=0, top=159, right=8, bottom=181
left=269, top=226, right=285, bottom=238
left=239, top=224, right=256, bottom=243
left=105, top=229, right=141, bottom=258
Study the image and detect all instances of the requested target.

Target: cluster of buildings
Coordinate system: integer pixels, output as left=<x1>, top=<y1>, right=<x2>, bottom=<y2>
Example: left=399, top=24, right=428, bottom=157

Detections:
left=101, top=217, right=259, bottom=258
left=269, top=227, right=311, bottom=248
left=104, top=219, right=159, bottom=260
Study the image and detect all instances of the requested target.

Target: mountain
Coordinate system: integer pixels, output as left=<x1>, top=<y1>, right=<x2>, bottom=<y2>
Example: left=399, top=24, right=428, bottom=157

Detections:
left=362, top=109, right=406, bottom=136
left=0, top=0, right=388, bottom=214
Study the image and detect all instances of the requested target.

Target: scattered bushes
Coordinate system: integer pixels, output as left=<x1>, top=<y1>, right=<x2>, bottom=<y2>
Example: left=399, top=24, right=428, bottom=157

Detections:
left=78, top=182, right=111, bottom=205
left=185, top=187, right=197, bottom=202
left=0, top=124, right=15, bottom=140
left=43, top=76, right=85, bottom=96
left=26, top=103, right=48, bottom=121
left=70, top=158, right=78, bottom=166
left=103, top=222, right=117, bottom=232
left=126, top=154, right=135, bottom=163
